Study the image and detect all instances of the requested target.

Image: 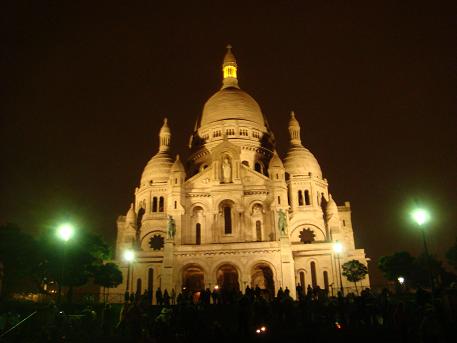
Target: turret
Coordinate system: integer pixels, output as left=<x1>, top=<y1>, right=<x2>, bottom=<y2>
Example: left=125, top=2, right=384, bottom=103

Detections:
left=170, top=154, right=186, bottom=186
left=126, top=203, right=136, bottom=228
left=268, top=150, right=285, bottom=181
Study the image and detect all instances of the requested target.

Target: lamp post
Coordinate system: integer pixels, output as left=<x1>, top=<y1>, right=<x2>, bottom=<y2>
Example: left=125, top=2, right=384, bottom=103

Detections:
left=56, top=223, right=75, bottom=305
left=411, top=208, right=434, bottom=301
left=333, top=241, right=344, bottom=296
left=123, top=249, right=135, bottom=301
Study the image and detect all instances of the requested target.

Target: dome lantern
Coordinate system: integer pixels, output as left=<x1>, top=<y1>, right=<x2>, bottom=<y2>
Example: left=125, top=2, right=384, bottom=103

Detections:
left=159, top=118, right=171, bottom=152
left=222, top=44, right=239, bottom=89
left=288, top=111, right=301, bottom=145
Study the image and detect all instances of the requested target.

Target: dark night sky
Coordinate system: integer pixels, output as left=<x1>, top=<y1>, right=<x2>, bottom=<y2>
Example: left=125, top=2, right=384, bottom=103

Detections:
left=1, top=1, right=456, bottom=285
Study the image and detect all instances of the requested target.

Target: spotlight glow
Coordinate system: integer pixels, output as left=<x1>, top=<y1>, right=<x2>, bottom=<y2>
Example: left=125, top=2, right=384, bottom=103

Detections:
left=57, top=223, right=75, bottom=242
left=333, top=241, right=343, bottom=254
left=123, top=249, right=135, bottom=262
left=411, top=208, right=430, bottom=226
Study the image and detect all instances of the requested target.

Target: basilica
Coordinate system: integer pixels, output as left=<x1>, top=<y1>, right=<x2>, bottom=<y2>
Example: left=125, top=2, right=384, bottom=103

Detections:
left=113, top=46, right=370, bottom=300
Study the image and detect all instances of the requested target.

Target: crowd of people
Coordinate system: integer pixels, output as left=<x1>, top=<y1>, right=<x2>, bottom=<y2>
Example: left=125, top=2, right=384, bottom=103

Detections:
left=113, top=284, right=456, bottom=342
left=1, top=284, right=456, bottom=342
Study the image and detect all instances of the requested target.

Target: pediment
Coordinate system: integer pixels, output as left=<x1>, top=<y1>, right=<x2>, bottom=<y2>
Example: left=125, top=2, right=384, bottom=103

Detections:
left=184, top=165, right=213, bottom=187
left=241, top=165, right=269, bottom=186
left=211, top=139, right=241, bottom=160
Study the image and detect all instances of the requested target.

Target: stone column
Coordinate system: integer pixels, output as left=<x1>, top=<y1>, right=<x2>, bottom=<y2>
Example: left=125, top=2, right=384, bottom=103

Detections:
left=161, top=238, right=174, bottom=292
left=279, top=236, right=297, bottom=299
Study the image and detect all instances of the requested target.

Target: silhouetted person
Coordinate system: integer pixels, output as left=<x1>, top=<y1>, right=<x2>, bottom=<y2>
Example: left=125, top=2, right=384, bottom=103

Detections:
left=171, top=288, right=176, bottom=305
left=277, top=287, right=284, bottom=300
left=163, top=289, right=170, bottom=306
left=156, top=287, right=163, bottom=306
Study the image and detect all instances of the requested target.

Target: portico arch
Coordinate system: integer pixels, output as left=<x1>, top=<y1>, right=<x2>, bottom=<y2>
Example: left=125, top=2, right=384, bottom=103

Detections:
left=182, top=264, right=205, bottom=292
left=215, top=263, right=240, bottom=291
left=251, top=263, right=275, bottom=298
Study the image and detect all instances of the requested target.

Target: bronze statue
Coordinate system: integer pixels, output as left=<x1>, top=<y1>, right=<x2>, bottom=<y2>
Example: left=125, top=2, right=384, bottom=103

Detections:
left=278, top=209, right=287, bottom=235
left=167, top=215, right=176, bottom=239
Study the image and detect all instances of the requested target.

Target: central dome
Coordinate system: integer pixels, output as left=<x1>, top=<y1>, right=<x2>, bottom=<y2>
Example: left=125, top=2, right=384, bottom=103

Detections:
left=200, top=87, right=266, bottom=127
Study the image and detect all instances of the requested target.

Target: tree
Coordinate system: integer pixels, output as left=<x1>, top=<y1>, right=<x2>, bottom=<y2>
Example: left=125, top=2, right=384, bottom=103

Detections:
left=342, top=259, right=368, bottom=294
left=0, top=224, right=43, bottom=297
left=377, top=251, right=415, bottom=281
left=94, top=262, right=123, bottom=302
left=38, top=229, right=112, bottom=302
left=413, top=252, right=453, bottom=288
left=445, top=238, right=457, bottom=271
left=378, top=250, right=455, bottom=288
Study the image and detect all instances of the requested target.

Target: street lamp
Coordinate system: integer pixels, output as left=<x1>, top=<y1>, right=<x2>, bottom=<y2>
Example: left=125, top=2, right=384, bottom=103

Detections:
left=397, top=276, right=405, bottom=285
left=56, top=223, right=75, bottom=305
left=333, top=241, right=344, bottom=296
left=411, top=207, right=434, bottom=300
left=123, top=249, right=135, bottom=301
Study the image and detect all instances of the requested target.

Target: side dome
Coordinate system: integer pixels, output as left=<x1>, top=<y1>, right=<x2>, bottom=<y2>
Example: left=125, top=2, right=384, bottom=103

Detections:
left=284, top=145, right=322, bottom=178
left=140, top=118, right=174, bottom=185
left=200, top=87, right=266, bottom=127
left=284, top=111, right=323, bottom=178
left=141, top=151, right=173, bottom=184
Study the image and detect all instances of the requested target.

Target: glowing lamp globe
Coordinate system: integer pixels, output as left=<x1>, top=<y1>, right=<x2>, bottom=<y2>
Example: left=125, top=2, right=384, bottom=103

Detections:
left=411, top=208, right=430, bottom=226
left=123, top=249, right=135, bottom=262
left=57, top=224, right=75, bottom=242
left=397, top=276, right=405, bottom=285
left=333, top=241, right=343, bottom=254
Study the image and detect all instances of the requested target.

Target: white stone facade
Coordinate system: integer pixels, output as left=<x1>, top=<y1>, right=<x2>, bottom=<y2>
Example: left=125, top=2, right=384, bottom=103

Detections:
left=113, top=46, right=370, bottom=301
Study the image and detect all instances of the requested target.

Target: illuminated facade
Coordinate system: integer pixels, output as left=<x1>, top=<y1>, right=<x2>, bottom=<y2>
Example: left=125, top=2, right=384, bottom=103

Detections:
left=113, top=46, right=370, bottom=300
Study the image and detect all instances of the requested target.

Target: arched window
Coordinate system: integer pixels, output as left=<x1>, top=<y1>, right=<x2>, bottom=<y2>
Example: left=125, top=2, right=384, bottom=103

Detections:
left=159, top=197, right=164, bottom=212
left=174, top=201, right=177, bottom=209
left=310, top=261, right=317, bottom=288
left=255, top=220, right=262, bottom=242
left=136, top=278, right=142, bottom=294
left=323, top=271, right=329, bottom=292
left=298, top=190, right=304, bottom=206
left=152, top=197, right=158, bottom=212
left=305, top=190, right=310, bottom=205
left=276, top=173, right=279, bottom=179
left=196, top=223, right=201, bottom=245
left=299, top=271, right=305, bottom=287
left=277, top=196, right=281, bottom=205
left=148, top=268, right=154, bottom=291
left=242, top=160, right=249, bottom=167
left=224, top=206, right=232, bottom=234
left=255, top=162, right=262, bottom=173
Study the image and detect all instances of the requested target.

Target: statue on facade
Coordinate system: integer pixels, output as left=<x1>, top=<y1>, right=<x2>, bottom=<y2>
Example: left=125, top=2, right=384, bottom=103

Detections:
left=278, top=209, right=287, bottom=235
left=222, top=156, right=232, bottom=183
left=167, top=215, right=176, bottom=239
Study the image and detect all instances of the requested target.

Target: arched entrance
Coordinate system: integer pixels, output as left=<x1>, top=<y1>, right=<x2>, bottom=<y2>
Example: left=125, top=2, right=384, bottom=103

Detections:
left=251, top=263, right=275, bottom=299
left=182, top=265, right=205, bottom=291
left=216, top=264, right=240, bottom=292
